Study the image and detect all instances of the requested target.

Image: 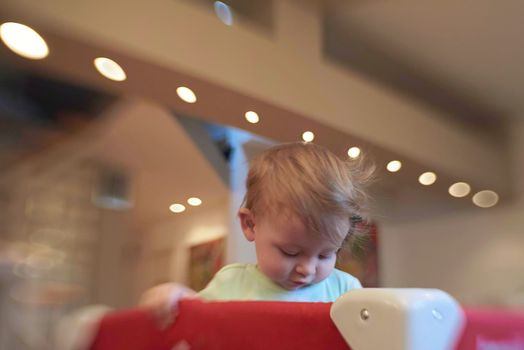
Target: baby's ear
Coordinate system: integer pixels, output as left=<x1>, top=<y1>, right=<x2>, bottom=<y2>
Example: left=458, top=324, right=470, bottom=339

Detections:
left=238, top=208, right=256, bottom=241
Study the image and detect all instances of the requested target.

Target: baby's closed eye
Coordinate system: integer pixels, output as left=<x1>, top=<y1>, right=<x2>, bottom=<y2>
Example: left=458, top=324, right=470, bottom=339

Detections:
left=279, top=248, right=299, bottom=257
left=319, top=252, right=336, bottom=260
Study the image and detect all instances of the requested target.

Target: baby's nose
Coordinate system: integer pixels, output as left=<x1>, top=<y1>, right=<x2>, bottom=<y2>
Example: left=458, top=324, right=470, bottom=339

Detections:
left=295, top=258, right=316, bottom=277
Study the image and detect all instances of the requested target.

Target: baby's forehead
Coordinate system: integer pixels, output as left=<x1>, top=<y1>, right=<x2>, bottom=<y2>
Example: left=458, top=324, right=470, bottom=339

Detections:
left=272, top=209, right=350, bottom=230
left=268, top=212, right=347, bottom=248
left=263, top=210, right=308, bottom=232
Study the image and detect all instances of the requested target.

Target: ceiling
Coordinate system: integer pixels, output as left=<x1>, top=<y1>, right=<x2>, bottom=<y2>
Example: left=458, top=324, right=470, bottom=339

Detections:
left=325, top=0, right=524, bottom=127
left=178, top=0, right=524, bottom=127
left=0, top=0, right=515, bottom=223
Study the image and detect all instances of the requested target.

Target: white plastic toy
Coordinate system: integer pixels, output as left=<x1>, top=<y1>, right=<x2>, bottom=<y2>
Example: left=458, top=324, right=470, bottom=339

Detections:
left=330, top=288, right=465, bottom=350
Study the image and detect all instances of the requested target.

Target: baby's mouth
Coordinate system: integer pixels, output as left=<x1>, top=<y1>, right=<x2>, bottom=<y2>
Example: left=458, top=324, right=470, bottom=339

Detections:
left=290, top=280, right=308, bottom=288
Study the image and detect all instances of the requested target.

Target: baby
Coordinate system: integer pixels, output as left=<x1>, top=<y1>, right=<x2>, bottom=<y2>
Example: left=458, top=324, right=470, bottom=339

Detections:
left=141, top=142, right=371, bottom=322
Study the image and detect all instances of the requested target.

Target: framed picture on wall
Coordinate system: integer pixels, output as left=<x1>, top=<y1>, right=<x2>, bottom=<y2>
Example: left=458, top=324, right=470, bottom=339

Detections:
left=188, top=237, right=225, bottom=291
left=336, top=222, right=379, bottom=287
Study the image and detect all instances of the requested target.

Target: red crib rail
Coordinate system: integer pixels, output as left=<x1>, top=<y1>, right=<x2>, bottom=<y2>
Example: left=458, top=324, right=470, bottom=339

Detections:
left=90, top=300, right=524, bottom=350
left=455, top=307, right=524, bottom=349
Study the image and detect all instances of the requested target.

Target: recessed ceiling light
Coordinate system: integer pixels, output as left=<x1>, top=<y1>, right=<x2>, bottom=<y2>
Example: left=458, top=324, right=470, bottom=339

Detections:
left=176, top=86, right=197, bottom=103
left=347, top=147, right=361, bottom=159
left=187, top=197, right=202, bottom=206
left=245, top=111, right=259, bottom=124
left=418, top=172, right=437, bottom=186
left=448, top=182, right=471, bottom=198
left=93, top=57, right=127, bottom=81
left=302, top=131, right=314, bottom=142
left=214, top=1, right=234, bottom=26
left=169, top=203, right=186, bottom=213
left=0, top=22, right=49, bottom=60
left=386, top=160, right=402, bottom=172
left=472, top=190, right=499, bottom=208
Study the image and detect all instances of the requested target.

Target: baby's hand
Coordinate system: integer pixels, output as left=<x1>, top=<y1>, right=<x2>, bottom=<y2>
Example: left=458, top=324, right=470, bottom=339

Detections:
left=139, top=283, right=197, bottom=329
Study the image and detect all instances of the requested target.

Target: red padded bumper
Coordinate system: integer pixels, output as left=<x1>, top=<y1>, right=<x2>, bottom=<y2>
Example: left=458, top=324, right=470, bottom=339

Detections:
left=90, top=300, right=524, bottom=350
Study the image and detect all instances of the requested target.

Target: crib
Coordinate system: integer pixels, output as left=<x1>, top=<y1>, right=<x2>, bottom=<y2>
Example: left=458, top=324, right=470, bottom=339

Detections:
left=58, top=289, right=524, bottom=350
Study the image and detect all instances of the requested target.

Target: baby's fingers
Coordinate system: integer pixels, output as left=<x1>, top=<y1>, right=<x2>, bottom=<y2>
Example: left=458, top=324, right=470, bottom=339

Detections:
left=153, top=304, right=178, bottom=330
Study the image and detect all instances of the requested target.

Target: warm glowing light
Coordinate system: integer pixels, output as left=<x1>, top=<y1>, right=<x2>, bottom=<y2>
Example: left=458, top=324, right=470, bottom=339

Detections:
left=472, top=190, right=499, bottom=208
left=187, top=197, right=202, bottom=206
left=0, top=22, right=49, bottom=59
left=93, top=57, right=127, bottom=81
left=418, top=172, right=437, bottom=186
left=169, top=203, right=186, bottom=213
left=386, top=160, right=402, bottom=172
left=347, top=147, right=361, bottom=159
left=176, top=86, right=197, bottom=103
left=302, top=131, right=315, bottom=142
left=448, top=182, right=471, bottom=198
left=245, top=111, right=259, bottom=124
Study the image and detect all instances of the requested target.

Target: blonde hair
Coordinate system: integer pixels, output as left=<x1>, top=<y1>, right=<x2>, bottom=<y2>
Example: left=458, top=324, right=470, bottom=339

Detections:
left=243, top=142, right=373, bottom=245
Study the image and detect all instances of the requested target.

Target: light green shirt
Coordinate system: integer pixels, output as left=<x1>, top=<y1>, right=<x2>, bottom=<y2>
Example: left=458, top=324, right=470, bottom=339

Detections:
left=197, top=263, right=362, bottom=302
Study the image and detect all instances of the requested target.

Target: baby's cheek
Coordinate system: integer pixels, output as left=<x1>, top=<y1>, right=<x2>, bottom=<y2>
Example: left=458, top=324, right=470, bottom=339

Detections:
left=316, top=260, right=336, bottom=282
left=265, top=256, right=290, bottom=279
left=257, top=252, right=274, bottom=272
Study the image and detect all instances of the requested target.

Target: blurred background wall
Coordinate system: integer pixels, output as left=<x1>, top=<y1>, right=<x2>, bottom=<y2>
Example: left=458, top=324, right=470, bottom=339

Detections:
left=0, top=0, right=523, bottom=348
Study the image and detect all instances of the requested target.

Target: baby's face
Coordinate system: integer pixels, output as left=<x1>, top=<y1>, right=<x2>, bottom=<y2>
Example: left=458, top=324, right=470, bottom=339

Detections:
left=253, top=213, right=347, bottom=290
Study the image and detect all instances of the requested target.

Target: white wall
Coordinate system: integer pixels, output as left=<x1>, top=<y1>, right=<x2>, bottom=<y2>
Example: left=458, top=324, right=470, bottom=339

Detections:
left=137, top=197, right=229, bottom=294
left=94, top=209, right=140, bottom=308
left=135, top=131, right=277, bottom=295
left=225, top=132, right=271, bottom=265
left=380, top=119, right=524, bottom=305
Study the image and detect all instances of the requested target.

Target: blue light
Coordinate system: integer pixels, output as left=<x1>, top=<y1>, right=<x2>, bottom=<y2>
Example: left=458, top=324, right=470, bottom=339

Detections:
left=214, top=1, right=233, bottom=26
